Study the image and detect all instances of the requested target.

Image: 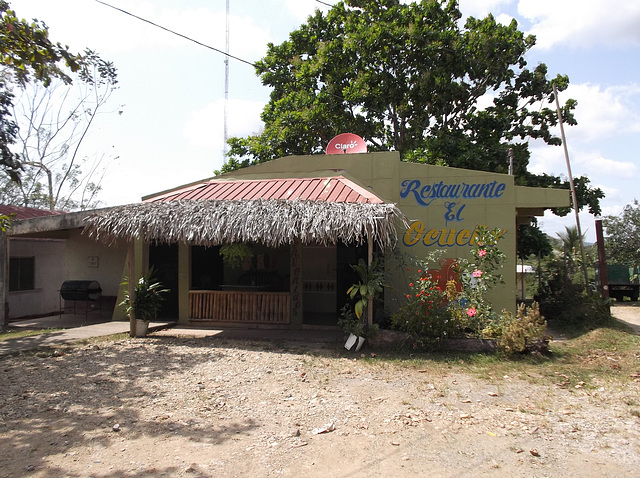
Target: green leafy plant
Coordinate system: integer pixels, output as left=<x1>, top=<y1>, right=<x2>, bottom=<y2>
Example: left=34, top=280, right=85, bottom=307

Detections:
left=488, top=302, right=549, bottom=355
left=338, top=304, right=379, bottom=339
left=120, top=268, right=169, bottom=322
left=391, top=271, right=456, bottom=349
left=392, top=227, right=511, bottom=349
left=0, top=213, right=13, bottom=232
left=346, top=258, right=384, bottom=320
left=219, top=243, right=253, bottom=268
left=449, top=226, right=507, bottom=334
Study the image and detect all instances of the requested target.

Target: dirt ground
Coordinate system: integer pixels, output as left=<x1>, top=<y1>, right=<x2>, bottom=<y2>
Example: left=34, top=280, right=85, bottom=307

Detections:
left=1, top=305, right=639, bottom=477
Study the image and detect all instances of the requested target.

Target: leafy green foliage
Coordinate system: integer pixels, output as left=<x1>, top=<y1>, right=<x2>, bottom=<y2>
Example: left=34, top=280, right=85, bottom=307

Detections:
left=490, top=302, right=549, bottom=355
left=603, top=200, right=640, bottom=265
left=451, top=226, right=507, bottom=333
left=0, top=212, right=12, bottom=232
left=391, top=270, right=456, bottom=349
left=392, top=227, right=521, bottom=349
left=216, top=0, right=602, bottom=216
left=219, top=243, right=253, bottom=269
left=0, top=47, right=118, bottom=210
left=119, top=268, right=169, bottom=322
left=537, top=256, right=612, bottom=330
left=517, top=223, right=552, bottom=261
left=0, top=1, right=82, bottom=182
left=346, top=258, right=384, bottom=319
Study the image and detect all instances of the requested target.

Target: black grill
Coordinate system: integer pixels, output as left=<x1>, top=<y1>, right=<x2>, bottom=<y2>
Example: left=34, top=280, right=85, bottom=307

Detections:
left=59, top=280, right=102, bottom=301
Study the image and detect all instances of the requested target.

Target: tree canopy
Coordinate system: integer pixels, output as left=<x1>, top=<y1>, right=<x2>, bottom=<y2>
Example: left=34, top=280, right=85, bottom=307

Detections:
left=0, top=0, right=81, bottom=182
left=220, top=0, right=602, bottom=216
left=603, top=200, right=640, bottom=265
left=1, top=49, right=119, bottom=210
left=517, top=223, right=552, bottom=261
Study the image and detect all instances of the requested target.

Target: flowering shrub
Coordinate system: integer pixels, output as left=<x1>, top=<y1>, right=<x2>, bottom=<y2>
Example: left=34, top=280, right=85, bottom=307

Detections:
left=391, top=269, right=458, bottom=349
left=486, top=302, right=550, bottom=355
left=393, top=226, right=520, bottom=349
left=449, top=226, right=507, bottom=334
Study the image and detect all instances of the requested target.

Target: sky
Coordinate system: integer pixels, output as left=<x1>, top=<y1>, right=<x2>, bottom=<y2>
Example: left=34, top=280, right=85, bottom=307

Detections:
left=12, top=0, right=640, bottom=242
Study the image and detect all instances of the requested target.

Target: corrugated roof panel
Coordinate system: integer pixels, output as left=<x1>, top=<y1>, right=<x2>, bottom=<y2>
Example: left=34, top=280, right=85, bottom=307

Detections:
left=268, top=179, right=294, bottom=199
left=146, top=176, right=384, bottom=204
left=209, top=181, right=238, bottom=200
left=295, top=179, right=321, bottom=200
left=323, top=179, right=346, bottom=202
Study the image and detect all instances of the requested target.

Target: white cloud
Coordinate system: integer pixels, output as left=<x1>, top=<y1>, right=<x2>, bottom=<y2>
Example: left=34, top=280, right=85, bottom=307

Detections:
left=284, top=0, right=324, bottom=22
left=518, top=0, right=640, bottom=49
left=18, top=0, right=272, bottom=61
left=459, top=0, right=513, bottom=18
left=580, top=151, right=637, bottom=177
left=558, top=83, right=640, bottom=143
left=528, top=139, right=635, bottom=180
left=183, top=98, right=265, bottom=151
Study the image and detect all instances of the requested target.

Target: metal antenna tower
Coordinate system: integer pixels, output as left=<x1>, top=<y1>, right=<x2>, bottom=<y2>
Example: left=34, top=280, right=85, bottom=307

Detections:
left=223, top=0, right=230, bottom=157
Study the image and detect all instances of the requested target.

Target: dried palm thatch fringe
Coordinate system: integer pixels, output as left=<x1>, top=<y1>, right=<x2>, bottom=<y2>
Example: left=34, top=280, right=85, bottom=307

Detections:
left=83, top=199, right=407, bottom=249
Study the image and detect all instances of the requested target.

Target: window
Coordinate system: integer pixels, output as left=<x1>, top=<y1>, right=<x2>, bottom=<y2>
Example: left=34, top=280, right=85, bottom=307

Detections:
left=9, top=257, right=35, bottom=291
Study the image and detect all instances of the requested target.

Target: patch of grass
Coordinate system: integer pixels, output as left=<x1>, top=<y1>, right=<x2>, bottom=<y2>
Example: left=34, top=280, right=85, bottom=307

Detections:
left=363, top=326, right=640, bottom=389
left=74, top=332, right=131, bottom=346
left=0, top=328, right=62, bottom=341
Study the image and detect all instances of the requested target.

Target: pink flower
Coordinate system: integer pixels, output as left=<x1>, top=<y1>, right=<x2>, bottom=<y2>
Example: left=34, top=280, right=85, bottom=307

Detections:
left=472, top=270, right=483, bottom=278
left=478, top=249, right=487, bottom=257
left=409, top=283, right=414, bottom=287
left=466, top=307, right=477, bottom=317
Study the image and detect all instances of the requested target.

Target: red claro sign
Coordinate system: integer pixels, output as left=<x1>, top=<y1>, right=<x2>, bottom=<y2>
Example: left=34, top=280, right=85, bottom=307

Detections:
left=326, top=133, right=368, bottom=154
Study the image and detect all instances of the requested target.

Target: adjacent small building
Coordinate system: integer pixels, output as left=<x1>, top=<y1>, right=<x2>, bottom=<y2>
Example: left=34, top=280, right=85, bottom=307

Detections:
left=3, top=151, right=569, bottom=328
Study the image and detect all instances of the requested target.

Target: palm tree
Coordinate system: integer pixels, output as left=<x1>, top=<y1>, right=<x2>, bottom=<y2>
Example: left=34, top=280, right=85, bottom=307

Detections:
left=557, top=226, right=587, bottom=282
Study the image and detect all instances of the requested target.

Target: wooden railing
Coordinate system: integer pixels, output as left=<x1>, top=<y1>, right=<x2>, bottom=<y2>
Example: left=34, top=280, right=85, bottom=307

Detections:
left=189, top=290, right=290, bottom=324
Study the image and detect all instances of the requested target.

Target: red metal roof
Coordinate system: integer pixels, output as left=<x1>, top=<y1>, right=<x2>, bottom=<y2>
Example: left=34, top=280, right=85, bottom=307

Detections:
left=147, top=176, right=383, bottom=204
left=0, top=204, right=65, bottom=220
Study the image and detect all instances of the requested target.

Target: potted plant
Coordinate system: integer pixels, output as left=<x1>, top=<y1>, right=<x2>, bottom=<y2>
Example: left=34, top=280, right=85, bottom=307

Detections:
left=219, top=243, right=254, bottom=269
left=120, top=268, right=169, bottom=337
left=340, top=258, right=383, bottom=351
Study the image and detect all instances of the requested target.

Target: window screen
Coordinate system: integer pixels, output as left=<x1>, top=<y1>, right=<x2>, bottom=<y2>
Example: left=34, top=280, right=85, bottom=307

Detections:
left=9, top=257, right=35, bottom=291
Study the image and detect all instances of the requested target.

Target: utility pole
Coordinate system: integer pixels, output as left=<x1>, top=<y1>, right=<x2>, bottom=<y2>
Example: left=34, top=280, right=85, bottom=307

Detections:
left=508, top=148, right=514, bottom=175
left=553, top=84, right=590, bottom=293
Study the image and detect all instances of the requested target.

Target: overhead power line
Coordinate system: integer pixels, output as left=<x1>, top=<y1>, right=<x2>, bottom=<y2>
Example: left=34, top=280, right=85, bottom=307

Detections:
left=94, top=0, right=257, bottom=68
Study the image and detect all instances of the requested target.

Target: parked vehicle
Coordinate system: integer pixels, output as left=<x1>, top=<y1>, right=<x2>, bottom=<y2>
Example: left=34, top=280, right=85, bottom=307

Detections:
left=607, top=264, right=640, bottom=301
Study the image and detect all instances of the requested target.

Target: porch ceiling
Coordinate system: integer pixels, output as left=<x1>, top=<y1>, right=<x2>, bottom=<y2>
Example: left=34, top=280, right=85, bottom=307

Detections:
left=83, top=198, right=406, bottom=249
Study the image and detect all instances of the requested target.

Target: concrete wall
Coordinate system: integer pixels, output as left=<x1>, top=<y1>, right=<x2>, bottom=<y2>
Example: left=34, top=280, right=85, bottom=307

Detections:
left=62, top=229, right=127, bottom=298
left=8, top=238, right=65, bottom=319
left=8, top=230, right=127, bottom=320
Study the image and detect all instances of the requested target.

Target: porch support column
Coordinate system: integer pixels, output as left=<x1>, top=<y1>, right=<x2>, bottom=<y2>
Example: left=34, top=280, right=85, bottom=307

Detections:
left=127, top=241, right=136, bottom=337
left=367, top=230, right=373, bottom=327
left=0, top=231, right=8, bottom=328
left=178, top=242, right=190, bottom=324
left=289, top=241, right=303, bottom=327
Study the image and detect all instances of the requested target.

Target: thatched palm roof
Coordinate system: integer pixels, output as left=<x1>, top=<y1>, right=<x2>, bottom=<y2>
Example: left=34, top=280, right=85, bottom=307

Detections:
left=83, top=199, right=406, bottom=249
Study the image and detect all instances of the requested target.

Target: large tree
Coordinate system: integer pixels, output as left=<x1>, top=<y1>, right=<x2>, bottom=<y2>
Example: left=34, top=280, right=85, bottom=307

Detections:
left=603, top=200, right=640, bottom=266
left=0, top=0, right=81, bottom=182
left=221, top=0, right=602, bottom=215
left=1, top=50, right=119, bottom=210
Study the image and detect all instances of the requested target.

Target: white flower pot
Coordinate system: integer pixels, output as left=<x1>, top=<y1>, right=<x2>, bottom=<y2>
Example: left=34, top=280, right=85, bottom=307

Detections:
left=135, top=319, right=149, bottom=338
left=344, top=333, right=365, bottom=352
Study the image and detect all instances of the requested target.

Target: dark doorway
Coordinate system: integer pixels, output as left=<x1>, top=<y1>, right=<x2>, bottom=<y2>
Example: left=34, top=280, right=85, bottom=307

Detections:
left=337, top=241, right=368, bottom=314
left=149, top=243, right=179, bottom=319
left=191, top=246, right=224, bottom=290
left=301, top=241, right=367, bottom=326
